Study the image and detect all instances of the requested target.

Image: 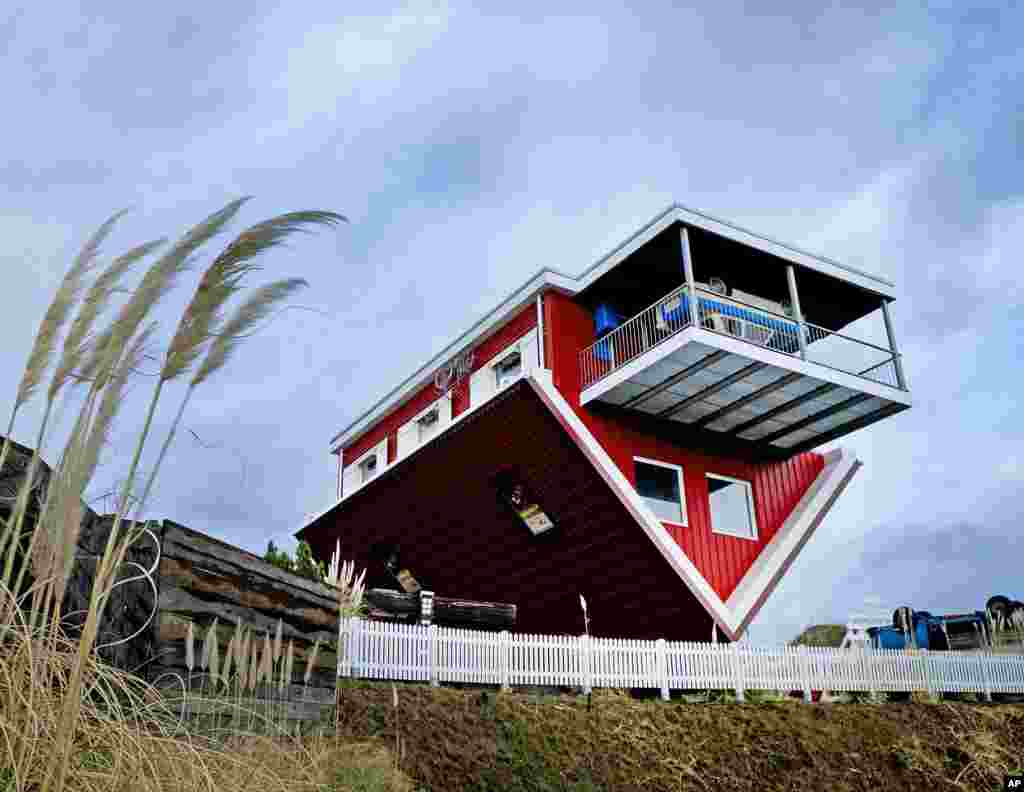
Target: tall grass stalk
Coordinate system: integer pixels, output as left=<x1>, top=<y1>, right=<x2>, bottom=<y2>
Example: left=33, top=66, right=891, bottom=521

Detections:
left=0, top=211, right=130, bottom=586
left=0, top=201, right=343, bottom=792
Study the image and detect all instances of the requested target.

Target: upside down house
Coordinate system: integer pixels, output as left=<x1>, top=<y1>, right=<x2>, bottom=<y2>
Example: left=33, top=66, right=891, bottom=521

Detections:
left=297, top=204, right=911, bottom=641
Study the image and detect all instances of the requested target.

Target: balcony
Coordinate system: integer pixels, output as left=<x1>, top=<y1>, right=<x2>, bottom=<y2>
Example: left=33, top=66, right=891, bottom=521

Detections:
left=578, top=284, right=910, bottom=456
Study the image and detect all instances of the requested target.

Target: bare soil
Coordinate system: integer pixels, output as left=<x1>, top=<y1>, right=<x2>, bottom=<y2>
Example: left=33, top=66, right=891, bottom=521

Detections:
left=334, top=681, right=1024, bottom=791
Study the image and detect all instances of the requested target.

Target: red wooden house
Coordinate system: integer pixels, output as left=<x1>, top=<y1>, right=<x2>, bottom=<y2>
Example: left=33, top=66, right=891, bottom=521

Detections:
left=297, top=204, right=911, bottom=642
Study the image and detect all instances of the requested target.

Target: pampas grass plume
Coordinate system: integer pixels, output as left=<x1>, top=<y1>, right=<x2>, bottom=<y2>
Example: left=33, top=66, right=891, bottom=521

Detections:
left=304, top=639, right=320, bottom=686
left=185, top=622, right=195, bottom=673
left=284, top=641, right=294, bottom=692
left=201, top=617, right=219, bottom=671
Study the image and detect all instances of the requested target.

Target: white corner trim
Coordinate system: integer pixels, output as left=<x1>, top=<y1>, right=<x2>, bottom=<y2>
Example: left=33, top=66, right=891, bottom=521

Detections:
left=726, top=448, right=860, bottom=632
left=526, top=369, right=860, bottom=640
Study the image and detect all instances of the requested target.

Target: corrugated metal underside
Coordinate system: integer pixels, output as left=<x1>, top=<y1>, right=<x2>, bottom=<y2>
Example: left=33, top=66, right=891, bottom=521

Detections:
left=592, top=342, right=908, bottom=455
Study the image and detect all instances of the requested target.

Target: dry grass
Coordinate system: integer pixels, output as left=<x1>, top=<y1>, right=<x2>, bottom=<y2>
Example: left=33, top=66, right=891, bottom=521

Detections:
left=0, top=618, right=413, bottom=790
left=0, top=202, right=414, bottom=792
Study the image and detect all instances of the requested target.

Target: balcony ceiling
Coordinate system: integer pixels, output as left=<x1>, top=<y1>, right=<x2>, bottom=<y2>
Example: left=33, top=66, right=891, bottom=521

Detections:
left=578, top=222, right=885, bottom=333
left=584, top=338, right=910, bottom=459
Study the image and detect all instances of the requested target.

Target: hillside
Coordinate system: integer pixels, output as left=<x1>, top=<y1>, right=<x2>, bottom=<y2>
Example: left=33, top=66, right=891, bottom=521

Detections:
left=334, top=681, right=1023, bottom=791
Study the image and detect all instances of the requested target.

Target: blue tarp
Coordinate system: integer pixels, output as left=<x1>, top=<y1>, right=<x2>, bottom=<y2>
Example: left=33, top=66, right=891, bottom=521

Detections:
left=670, top=293, right=799, bottom=336
left=593, top=293, right=802, bottom=363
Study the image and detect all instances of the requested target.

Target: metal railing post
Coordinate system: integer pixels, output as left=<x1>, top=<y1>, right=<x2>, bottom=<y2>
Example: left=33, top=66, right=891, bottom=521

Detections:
left=680, top=227, right=697, bottom=297
left=785, top=265, right=808, bottom=361
left=880, top=299, right=907, bottom=390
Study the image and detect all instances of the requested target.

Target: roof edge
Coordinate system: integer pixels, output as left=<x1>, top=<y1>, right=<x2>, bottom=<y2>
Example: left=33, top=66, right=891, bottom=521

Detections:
left=328, top=268, right=576, bottom=451
left=328, top=201, right=896, bottom=451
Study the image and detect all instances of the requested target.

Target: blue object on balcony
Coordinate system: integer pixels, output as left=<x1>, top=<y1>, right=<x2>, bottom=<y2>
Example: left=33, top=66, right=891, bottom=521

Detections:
left=594, top=336, right=614, bottom=363
left=673, top=293, right=802, bottom=353
left=594, top=304, right=624, bottom=337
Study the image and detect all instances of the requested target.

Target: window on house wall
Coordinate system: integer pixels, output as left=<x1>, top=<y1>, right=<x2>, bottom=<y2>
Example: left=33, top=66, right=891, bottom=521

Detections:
left=633, top=458, right=686, bottom=524
left=359, top=454, right=378, bottom=484
left=494, top=349, right=522, bottom=390
left=706, top=473, right=757, bottom=539
left=417, top=405, right=440, bottom=443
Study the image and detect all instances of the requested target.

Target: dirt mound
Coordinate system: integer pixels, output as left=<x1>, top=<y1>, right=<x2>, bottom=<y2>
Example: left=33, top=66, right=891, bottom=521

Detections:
left=335, top=681, right=1024, bottom=791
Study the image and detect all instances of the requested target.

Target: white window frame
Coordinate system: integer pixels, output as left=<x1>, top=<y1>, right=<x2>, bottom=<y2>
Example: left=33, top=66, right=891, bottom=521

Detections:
left=493, top=347, right=523, bottom=391
left=633, top=456, right=687, bottom=527
left=351, top=442, right=385, bottom=486
left=359, top=455, right=378, bottom=483
left=706, top=472, right=759, bottom=540
left=413, top=399, right=443, bottom=444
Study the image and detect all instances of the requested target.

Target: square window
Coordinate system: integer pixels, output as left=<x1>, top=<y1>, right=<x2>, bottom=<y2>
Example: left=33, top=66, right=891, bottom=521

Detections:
left=494, top=350, right=522, bottom=389
left=706, top=474, right=757, bottom=539
left=634, top=459, right=685, bottom=524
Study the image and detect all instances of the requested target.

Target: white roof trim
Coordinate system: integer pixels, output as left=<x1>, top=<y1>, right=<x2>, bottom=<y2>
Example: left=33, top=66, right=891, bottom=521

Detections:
left=329, top=269, right=574, bottom=451
left=329, top=202, right=896, bottom=451
left=526, top=368, right=860, bottom=639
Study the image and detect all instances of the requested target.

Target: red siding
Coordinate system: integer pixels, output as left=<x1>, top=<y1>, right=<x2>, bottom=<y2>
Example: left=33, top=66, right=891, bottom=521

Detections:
left=341, top=305, right=538, bottom=466
left=544, top=291, right=826, bottom=600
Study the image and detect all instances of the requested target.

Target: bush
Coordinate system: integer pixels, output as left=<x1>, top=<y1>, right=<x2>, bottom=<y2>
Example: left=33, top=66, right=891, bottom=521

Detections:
left=264, top=539, right=327, bottom=583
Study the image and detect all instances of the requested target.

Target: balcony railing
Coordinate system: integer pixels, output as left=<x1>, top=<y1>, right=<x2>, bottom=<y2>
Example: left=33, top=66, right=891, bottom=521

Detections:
left=579, top=285, right=905, bottom=392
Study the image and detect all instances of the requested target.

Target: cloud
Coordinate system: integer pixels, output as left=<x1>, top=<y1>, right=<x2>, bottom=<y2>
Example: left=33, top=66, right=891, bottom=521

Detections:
left=1, top=0, right=1022, bottom=645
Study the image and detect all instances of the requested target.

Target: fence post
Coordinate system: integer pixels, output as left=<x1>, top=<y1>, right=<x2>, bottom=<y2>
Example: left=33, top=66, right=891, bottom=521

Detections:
left=337, top=617, right=351, bottom=679
left=979, top=651, right=993, bottom=703
left=920, top=649, right=936, bottom=701
left=656, top=639, right=669, bottom=702
left=429, top=624, right=439, bottom=688
left=580, top=635, right=592, bottom=695
left=801, top=646, right=813, bottom=703
left=732, top=643, right=745, bottom=703
left=500, top=631, right=511, bottom=692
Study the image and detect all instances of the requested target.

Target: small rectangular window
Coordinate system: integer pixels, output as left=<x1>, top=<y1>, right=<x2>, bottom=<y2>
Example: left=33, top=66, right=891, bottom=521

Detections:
left=707, top=473, right=757, bottom=539
left=494, top=350, right=522, bottom=389
left=359, top=455, right=378, bottom=484
left=634, top=458, right=685, bottom=524
left=417, top=406, right=440, bottom=442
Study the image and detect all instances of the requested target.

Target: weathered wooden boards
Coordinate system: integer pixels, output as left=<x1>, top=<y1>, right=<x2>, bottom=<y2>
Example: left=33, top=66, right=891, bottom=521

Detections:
left=0, top=438, right=157, bottom=671
left=153, top=520, right=340, bottom=698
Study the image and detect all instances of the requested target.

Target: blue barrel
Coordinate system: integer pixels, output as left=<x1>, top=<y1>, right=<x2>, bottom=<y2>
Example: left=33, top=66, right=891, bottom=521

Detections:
left=594, top=304, right=623, bottom=337
left=868, top=626, right=907, bottom=649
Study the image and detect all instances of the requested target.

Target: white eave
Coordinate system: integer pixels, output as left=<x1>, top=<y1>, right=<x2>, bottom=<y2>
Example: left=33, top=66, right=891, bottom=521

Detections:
left=328, top=202, right=896, bottom=453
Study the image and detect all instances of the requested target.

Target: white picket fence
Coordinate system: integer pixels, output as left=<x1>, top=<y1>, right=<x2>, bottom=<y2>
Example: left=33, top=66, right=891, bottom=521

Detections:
left=337, top=618, right=1024, bottom=702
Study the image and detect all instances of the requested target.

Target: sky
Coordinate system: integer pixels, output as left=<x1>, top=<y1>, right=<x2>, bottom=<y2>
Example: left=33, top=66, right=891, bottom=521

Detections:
left=2, top=1, right=1021, bottom=643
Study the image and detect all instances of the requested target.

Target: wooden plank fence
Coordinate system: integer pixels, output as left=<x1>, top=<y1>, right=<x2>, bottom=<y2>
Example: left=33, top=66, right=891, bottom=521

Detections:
left=338, top=618, right=1024, bottom=702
